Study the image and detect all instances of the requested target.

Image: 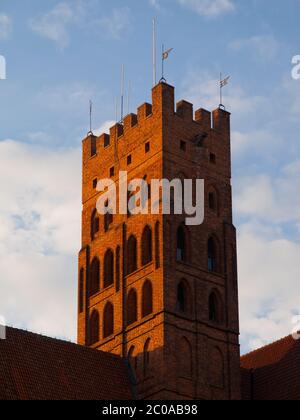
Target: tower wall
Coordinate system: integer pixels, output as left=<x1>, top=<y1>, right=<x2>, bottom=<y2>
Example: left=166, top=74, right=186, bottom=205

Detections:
left=78, top=82, right=241, bottom=400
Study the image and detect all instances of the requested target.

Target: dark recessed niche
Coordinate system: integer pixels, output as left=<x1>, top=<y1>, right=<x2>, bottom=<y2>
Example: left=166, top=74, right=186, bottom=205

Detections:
left=210, top=153, right=216, bottom=164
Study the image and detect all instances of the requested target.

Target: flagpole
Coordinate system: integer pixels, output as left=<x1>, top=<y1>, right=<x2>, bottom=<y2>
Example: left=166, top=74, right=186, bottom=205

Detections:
left=121, top=64, right=125, bottom=122
left=89, top=100, right=93, bottom=134
left=127, top=80, right=131, bottom=115
left=152, top=18, right=157, bottom=86
left=115, top=97, right=119, bottom=123
left=220, top=73, right=222, bottom=107
left=161, top=44, right=164, bottom=82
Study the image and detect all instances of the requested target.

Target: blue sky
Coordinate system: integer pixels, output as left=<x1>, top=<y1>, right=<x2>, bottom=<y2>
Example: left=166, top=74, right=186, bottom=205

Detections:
left=0, top=0, right=300, bottom=353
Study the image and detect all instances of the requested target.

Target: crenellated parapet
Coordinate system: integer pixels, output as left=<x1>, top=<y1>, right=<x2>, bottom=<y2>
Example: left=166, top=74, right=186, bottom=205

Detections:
left=82, top=82, right=230, bottom=163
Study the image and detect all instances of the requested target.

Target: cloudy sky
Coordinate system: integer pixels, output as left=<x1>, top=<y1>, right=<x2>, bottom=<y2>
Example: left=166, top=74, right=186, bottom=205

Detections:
left=0, top=0, right=300, bottom=353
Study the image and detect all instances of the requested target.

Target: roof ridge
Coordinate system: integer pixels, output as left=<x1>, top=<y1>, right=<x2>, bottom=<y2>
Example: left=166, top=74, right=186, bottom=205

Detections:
left=4, top=325, right=122, bottom=361
left=241, top=334, right=293, bottom=360
left=5, top=324, right=77, bottom=345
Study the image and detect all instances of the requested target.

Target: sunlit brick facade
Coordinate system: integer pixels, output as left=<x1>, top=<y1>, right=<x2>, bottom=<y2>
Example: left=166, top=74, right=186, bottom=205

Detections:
left=78, top=82, right=241, bottom=400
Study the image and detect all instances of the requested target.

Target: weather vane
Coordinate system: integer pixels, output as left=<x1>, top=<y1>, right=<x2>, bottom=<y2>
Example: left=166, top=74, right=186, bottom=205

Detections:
left=219, top=73, right=230, bottom=109
left=160, top=45, right=173, bottom=82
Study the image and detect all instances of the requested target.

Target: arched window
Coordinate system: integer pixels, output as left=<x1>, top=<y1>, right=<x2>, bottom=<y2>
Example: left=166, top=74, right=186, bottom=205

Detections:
left=116, top=246, right=121, bottom=292
left=208, top=186, right=219, bottom=213
left=128, top=346, right=137, bottom=377
left=142, top=280, right=153, bottom=318
left=127, top=289, right=138, bottom=326
left=178, top=337, right=192, bottom=378
left=155, top=221, right=160, bottom=269
left=89, top=310, right=99, bottom=345
left=90, top=257, right=100, bottom=296
left=208, top=237, right=219, bottom=272
left=127, top=235, right=137, bottom=275
left=176, top=226, right=186, bottom=262
left=104, top=249, right=114, bottom=288
left=103, top=302, right=114, bottom=338
left=209, top=192, right=216, bottom=210
left=209, top=347, right=224, bottom=388
left=79, top=268, right=84, bottom=313
left=91, top=209, right=100, bottom=241
left=177, top=281, right=190, bottom=314
left=143, top=338, right=151, bottom=378
left=209, top=291, right=222, bottom=324
left=104, top=210, right=113, bottom=232
left=142, top=226, right=153, bottom=266
left=231, top=245, right=238, bottom=290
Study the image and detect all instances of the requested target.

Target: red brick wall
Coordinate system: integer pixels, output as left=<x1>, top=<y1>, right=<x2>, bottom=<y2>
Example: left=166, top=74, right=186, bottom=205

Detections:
left=77, top=82, right=241, bottom=400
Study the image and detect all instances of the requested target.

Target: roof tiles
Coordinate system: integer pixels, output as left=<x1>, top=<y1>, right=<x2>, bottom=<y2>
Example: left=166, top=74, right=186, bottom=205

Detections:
left=0, top=327, right=134, bottom=400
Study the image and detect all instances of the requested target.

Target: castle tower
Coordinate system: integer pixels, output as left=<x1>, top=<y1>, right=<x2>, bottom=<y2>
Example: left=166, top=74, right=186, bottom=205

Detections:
left=77, top=82, right=241, bottom=400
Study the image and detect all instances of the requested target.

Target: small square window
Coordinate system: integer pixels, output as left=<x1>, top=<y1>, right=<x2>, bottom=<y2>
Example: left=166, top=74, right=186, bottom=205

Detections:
left=93, top=178, right=98, bottom=189
left=145, top=142, right=150, bottom=153
left=180, top=141, right=186, bottom=152
left=127, top=155, right=132, bottom=166
left=110, top=167, right=115, bottom=177
left=210, top=153, right=216, bottom=164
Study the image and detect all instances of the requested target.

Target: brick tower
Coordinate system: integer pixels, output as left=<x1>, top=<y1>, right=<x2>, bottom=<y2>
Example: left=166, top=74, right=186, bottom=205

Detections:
left=77, top=82, right=241, bottom=400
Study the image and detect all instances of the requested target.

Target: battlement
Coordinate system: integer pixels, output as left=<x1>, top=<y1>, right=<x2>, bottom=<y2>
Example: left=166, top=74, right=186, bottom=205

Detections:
left=82, top=81, right=230, bottom=159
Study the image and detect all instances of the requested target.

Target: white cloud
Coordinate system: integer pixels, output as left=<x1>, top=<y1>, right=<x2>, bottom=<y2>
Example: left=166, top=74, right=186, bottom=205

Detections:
left=280, top=74, right=300, bottom=118
left=0, top=117, right=113, bottom=339
left=235, top=163, right=300, bottom=224
left=94, top=120, right=115, bottom=137
left=97, top=7, right=132, bottom=39
left=235, top=158, right=300, bottom=352
left=181, top=71, right=265, bottom=117
left=26, top=131, right=53, bottom=144
left=149, top=0, right=161, bottom=10
left=29, top=2, right=84, bottom=49
left=0, top=14, right=12, bottom=40
left=238, top=222, right=300, bottom=353
left=178, top=0, right=235, bottom=17
left=29, top=3, right=132, bottom=47
left=231, top=129, right=283, bottom=159
left=0, top=139, right=81, bottom=339
left=35, top=83, right=102, bottom=116
left=229, top=35, right=281, bottom=61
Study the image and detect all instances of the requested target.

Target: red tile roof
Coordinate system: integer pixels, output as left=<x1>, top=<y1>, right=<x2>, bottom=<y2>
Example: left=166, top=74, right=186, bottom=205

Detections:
left=241, top=335, right=300, bottom=400
left=241, top=335, right=296, bottom=369
left=0, top=327, right=134, bottom=400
